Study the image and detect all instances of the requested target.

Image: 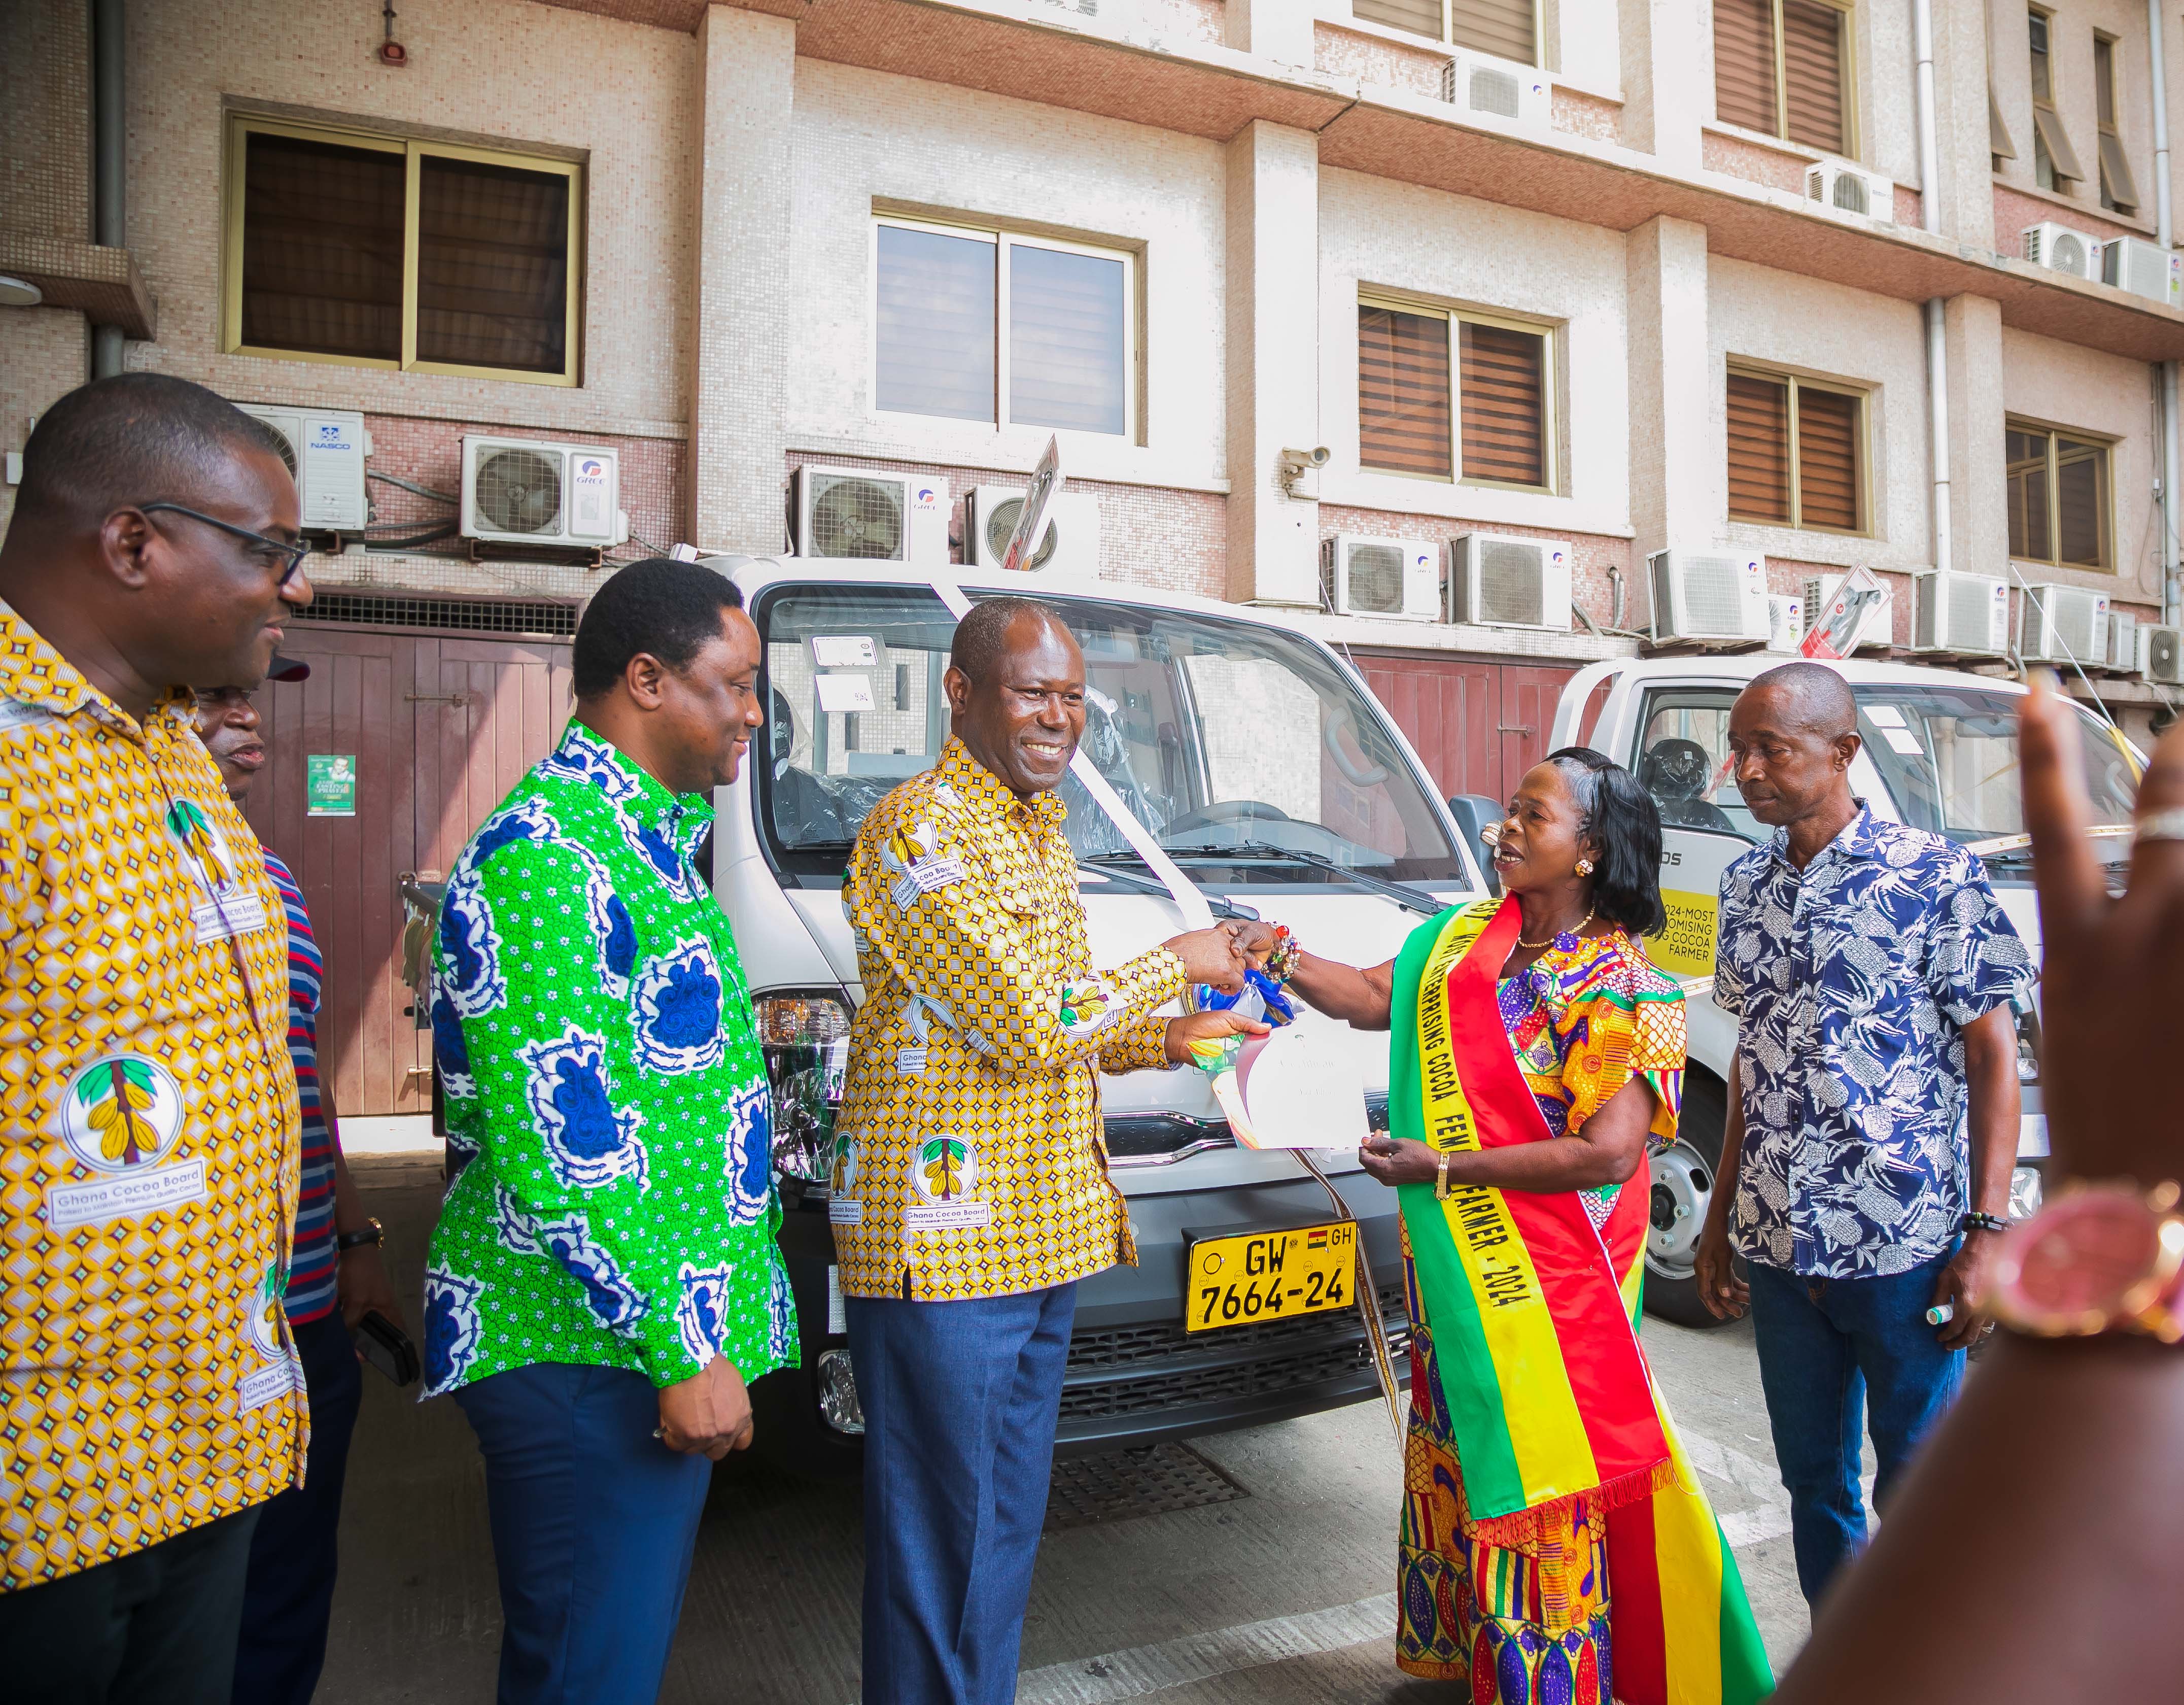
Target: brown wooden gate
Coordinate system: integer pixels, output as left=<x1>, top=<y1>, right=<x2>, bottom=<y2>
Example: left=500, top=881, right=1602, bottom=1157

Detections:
left=1353, top=652, right=1579, bottom=808
left=241, top=627, right=574, bottom=1117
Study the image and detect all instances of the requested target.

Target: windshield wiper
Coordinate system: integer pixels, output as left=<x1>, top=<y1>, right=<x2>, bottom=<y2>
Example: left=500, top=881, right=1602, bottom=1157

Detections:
left=1077, top=851, right=1260, bottom=919
left=1161, top=843, right=1452, bottom=915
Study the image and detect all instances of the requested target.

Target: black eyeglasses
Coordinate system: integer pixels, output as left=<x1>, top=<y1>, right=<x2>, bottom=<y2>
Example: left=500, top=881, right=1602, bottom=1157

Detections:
left=139, top=503, right=310, bottom=587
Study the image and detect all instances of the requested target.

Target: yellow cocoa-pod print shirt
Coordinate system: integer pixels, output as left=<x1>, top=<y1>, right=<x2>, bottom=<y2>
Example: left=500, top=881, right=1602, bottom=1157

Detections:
left=833, top=739, right=1185, bottom=1299
left=0, top=605, right=304, bottom=1592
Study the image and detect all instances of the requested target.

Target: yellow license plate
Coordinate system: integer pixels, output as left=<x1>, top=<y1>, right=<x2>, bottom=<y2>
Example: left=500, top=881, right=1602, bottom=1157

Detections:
left=1186, top=1220, right=1356, bottom=1333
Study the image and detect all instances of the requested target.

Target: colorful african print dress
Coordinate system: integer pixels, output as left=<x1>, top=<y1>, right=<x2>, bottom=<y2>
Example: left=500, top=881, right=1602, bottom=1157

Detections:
left=1391, top=910, right=1769, bottom=1705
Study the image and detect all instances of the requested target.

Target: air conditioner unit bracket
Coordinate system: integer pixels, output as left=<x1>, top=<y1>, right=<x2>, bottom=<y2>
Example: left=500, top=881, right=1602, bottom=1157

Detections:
left=466, top=538, right=608, bottom=570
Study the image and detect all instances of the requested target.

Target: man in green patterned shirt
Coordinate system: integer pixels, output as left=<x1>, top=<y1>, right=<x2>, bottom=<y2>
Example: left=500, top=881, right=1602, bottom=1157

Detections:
left=422, top=559, right=794, bottom=1705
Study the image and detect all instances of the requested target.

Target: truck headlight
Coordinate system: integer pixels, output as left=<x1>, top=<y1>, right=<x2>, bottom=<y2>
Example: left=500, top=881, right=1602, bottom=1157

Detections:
left=2009, top=1165, right=2043, bottom=1220
left=755, top=991, right=851, bottom=1183
left=816, top=1347, right=865, bottom=1435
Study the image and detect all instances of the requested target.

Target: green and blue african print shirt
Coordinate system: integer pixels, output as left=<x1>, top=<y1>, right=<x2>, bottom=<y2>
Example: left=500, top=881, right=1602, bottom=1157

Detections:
left=421, top=721, right=796, bottom=1397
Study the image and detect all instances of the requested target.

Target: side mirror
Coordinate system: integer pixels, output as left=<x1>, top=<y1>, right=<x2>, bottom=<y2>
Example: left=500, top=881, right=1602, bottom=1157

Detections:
left=1445, top=795, right=1503, bottom=895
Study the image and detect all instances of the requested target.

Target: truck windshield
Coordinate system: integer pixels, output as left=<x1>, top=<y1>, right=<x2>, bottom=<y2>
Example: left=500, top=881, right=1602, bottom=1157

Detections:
left=752, top=584, right=1466, bottom=888
left=1854, top=685, right=2137, bottom=879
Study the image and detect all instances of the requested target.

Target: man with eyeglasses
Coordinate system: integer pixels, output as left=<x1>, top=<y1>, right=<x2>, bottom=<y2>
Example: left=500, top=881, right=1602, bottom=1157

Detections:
left=0, top=372, right=317, bottom=1704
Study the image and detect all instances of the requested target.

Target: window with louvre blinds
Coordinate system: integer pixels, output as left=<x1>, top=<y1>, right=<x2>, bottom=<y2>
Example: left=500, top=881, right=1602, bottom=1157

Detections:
left=1353, top=0, right=1538, bottom=66
left=223, top=113, right=582, bottom=385
left=1726, top=366, right=1865, bottom=534
left=1712, top=0, right=1854, bottom=157
left=1359, top=298, right=1553, bottom=490
left=874, top=217, right=1135, bottom=438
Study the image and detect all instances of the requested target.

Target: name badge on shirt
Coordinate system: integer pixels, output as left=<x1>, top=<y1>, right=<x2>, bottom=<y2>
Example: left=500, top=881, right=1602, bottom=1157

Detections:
left=896, top=1046, right=927, bottom=1075
left=904, top=1202, right=994, bottom=1231
left=828, top=1198, right=864, bottom=1226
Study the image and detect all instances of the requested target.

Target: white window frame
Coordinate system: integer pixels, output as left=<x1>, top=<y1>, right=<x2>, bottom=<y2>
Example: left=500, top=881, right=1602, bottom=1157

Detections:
left=1357, top=290, right=1559, bottom=495
left=869, top=214, right=1139, bottom=443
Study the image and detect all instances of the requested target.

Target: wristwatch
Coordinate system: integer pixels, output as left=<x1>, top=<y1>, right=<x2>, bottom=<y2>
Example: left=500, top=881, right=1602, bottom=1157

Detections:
left=1987, top=1180, right=2184, bottom=1343
left=336, top=1216, right=386, bottom=1253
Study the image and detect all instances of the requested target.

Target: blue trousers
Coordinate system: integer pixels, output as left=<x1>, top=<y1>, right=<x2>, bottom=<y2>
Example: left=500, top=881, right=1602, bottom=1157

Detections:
left=1747, top=1247, right=1965, bottom=1609
left=453, top=1361, right=714, bottom=1705
left=847, top=1282, right=1076, bottom=1705
left=233, top=1311, right=366, bottom=1705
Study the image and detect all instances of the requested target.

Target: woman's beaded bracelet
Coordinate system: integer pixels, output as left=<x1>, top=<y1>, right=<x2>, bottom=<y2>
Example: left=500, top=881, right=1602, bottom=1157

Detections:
left=1263, top=924, right=1303, bottom=983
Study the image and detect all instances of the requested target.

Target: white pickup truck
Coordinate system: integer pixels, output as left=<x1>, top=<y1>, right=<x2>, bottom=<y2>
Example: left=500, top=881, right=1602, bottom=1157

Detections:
left=1534, top=656, right=2141, bottom=1325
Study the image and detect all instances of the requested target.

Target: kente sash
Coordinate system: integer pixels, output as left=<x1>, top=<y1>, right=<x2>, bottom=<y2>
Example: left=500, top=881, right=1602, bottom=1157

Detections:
left=1391, top=899, right=1775, bottom=1705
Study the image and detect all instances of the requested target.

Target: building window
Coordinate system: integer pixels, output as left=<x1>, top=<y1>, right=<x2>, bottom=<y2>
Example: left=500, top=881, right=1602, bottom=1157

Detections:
left=2028, top=11, right=2085, bottom=192
left=1351, top=0, right=1537, bottom=65
left=1726, top=367, right=1865, bottom=534
left=1713, top=0, right=1854, bottom=157
left=2007, top=422, right=2111, bottom=570
left=873, top=218, right=1134, bottom=439
left=2094, top=35, right=2140, bottom=212
left=221, top=115, right=581, bottom=385
left=1358, top=298, right=1553, bottom=491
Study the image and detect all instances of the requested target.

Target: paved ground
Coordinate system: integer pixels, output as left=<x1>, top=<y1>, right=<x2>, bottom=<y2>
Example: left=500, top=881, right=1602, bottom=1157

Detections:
left=320, top=1156, right=1842, bottom=1704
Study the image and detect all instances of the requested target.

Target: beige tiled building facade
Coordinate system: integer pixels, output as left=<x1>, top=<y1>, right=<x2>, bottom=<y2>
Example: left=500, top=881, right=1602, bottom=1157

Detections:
left=5, top=0, right=2184, bottom=734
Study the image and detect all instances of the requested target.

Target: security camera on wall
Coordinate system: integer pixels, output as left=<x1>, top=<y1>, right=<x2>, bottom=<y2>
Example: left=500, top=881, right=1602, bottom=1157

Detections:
left=1277, top=447, right=1331, bottom=501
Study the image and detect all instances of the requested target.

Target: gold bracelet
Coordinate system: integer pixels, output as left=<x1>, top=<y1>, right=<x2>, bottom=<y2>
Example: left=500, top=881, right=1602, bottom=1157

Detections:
left=1435, top=1149, right=1450, bottom=1200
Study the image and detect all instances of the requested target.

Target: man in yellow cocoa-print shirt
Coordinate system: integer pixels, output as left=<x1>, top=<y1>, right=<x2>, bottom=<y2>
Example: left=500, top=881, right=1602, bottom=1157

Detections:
left=835, top=596, right=1263, bottom=1705
left=0, top=376, right=315, bottom=1704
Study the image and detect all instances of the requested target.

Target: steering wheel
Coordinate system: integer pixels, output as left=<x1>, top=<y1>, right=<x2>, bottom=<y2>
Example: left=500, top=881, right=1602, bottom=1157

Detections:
left=1163, top=799, right=1293, bottom=835
left=1324, top=707, right=1390, bottom=787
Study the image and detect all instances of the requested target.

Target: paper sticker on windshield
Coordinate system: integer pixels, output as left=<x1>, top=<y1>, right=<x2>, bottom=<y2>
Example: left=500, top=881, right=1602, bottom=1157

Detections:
left=811, top=635, right=877, bottom=668
left=1881, top=727, right=1925, bottom=757
left=1864, top=704, right=1908, bottom=729
left=881, top=822, right=964, bottom=909
left=815, top=673, right=877, bottom=715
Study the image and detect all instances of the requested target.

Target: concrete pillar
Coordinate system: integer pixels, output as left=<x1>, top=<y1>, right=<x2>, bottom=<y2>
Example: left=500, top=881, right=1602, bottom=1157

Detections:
left=1223, top=120, right=1320, bottom=606
left=1618, top=0, right=1704, bottom=172
left=1924, top=0, right=2000, bottom=247
left=1222, top=0, right=1312, bottom=67
left=688, top=6, right=795, bottom=552
left=1943, top=294, right=2008, bottom=574
left=1624, top=215, right=1714, bottom=623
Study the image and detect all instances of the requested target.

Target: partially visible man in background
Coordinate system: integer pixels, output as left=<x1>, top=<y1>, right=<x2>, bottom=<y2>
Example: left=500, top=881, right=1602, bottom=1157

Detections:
left=192, top=667, right=408, bottom=1704
left=0, top=372, right=315, bottom=1703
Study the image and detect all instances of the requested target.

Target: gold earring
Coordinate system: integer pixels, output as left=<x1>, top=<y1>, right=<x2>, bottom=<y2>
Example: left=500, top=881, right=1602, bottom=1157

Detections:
left=1575, top=858, right=1594, bottom=876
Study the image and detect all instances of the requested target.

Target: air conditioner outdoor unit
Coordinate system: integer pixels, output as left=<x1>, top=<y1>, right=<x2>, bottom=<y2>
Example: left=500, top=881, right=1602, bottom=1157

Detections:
left=2106, top=609, right=2140, bottom=673
left=460, top=437, right=628, bottom=549
left=1802, top=572, right=1895, bottom=653
left=1804, top=161, right=1895, bottom=224
left=1440, top=50, right=1549, bottom=127
left=2023, top=222, right=2102, bottom=281
left=1446, top=533, right=1571, bottom=630
left=2018, top=582, right=2110, bottom=664
left=789, top=466, right=948, bottom=565
left=238, top=404, right=369, bottom=533
left=2100, top=234, right=2184, bottom=306
left=2137, top=623, right=2184, bottom=684
left=964, top=486, right=1103, bottom=577
left=1911, top=569, right=2010, bottom=657
left=1765, top=593, right=1805, bottom=653
left=1322, top=534, right=1441, bottom=621
left=1647, top=549, right=1767, bottom=642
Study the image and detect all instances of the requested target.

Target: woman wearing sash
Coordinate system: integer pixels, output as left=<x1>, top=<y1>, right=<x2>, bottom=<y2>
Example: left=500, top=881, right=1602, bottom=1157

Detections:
left=1251, top=748, right=1771, bottom=1705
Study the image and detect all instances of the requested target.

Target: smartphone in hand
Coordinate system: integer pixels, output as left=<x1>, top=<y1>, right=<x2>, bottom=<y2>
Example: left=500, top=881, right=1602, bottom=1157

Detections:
left=353, top=1310, right=420, bottom=1386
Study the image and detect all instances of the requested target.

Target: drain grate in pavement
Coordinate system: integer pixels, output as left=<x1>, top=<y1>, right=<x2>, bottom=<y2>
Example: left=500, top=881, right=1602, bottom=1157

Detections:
left=1043, top=1441, right=1249, bottom=1532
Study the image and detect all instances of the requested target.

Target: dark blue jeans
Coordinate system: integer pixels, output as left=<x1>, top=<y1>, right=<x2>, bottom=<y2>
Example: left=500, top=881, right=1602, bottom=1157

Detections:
left=1747, top=1246, right=1965, bottom=1609
left=233, top=1311, right=365, bottom=1705
left=453, top=1361, right=714, bottom=1705
left=847, top=1282, right=1077, bottom=1705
